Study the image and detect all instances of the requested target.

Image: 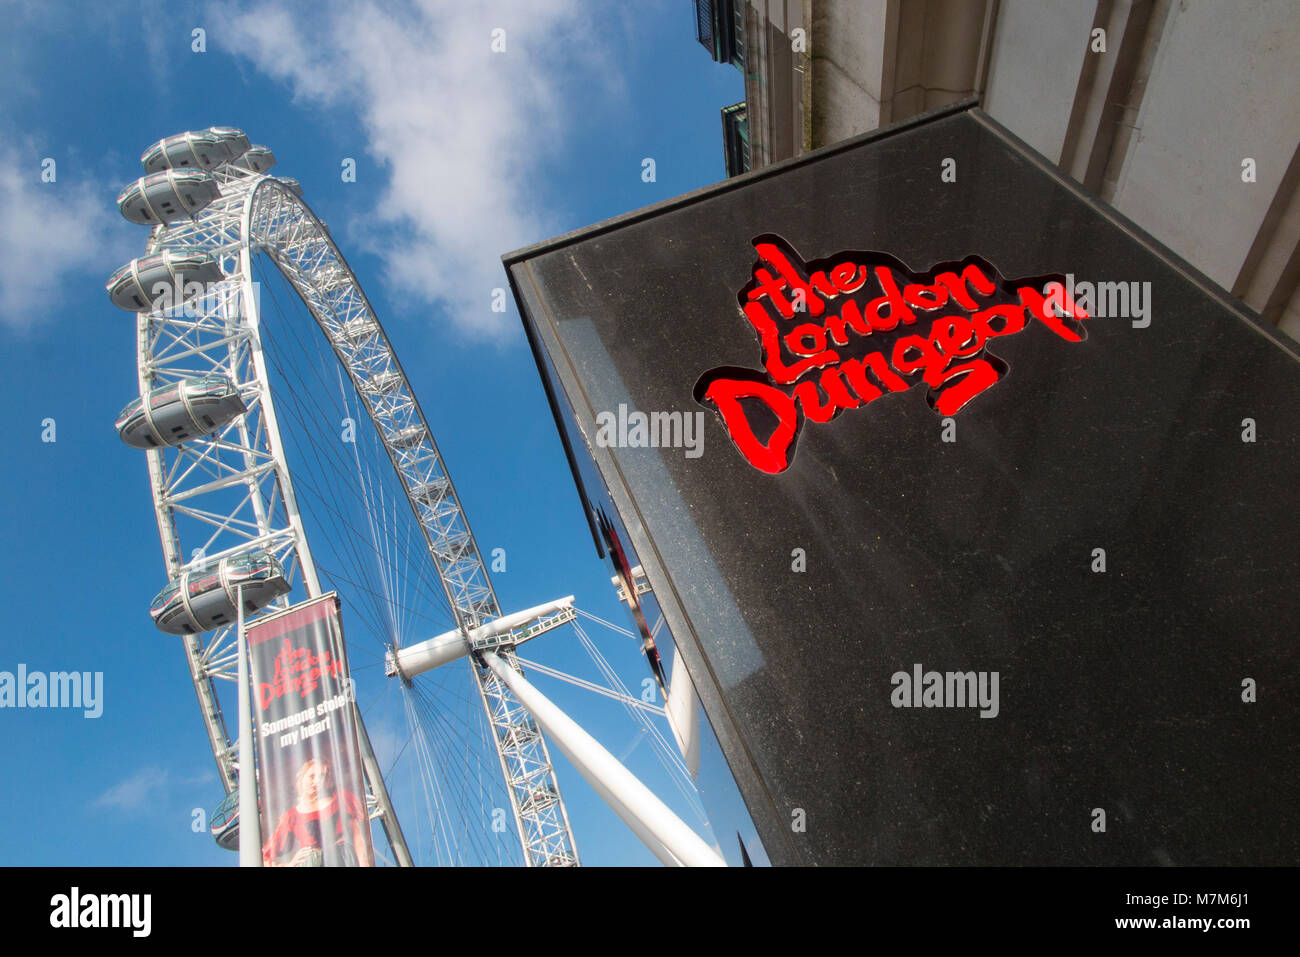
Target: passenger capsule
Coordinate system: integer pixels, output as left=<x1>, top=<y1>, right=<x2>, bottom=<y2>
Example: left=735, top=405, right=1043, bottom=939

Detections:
left=117, top=169, right=221, bottom=225
left=141, top=127, right=251, bottom=173
left=276, top=177, right=303, bottom=197
left=106, top=247, right=224, bottom=312
left=150, top=550, right=291, bottom=635
left=207, top=126, right=251, bottom=155
left=116, top=375, right=245, bottom=449
left=210, top=789, right=240, bottom=851
left=229, top=145, right=276, bottom=174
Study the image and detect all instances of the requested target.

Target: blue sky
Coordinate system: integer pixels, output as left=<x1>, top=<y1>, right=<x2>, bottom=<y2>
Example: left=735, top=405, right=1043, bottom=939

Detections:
left=0, top=0, right=760, bottom=866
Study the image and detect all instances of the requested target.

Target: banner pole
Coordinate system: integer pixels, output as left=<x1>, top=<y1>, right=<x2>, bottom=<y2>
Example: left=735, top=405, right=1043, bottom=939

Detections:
left=237, top=584, right=263, bottom=867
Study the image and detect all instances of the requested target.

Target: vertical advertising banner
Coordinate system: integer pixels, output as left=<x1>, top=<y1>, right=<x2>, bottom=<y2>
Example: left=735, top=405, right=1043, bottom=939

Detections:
left=247, top=594, right=374, bottom=867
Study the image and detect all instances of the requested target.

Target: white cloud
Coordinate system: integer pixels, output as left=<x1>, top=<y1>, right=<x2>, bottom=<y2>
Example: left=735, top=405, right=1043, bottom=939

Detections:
left=0, top=138, right=125, bottom=332
left=95, top=767, right=172, bottom=811
left=94, top=765, right=215, bottom=811
left=217, top=0, right=618, bottom=339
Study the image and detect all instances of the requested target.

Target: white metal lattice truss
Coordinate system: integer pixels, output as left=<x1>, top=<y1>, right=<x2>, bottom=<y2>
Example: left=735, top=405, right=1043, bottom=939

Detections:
left=123, top=146, right=578, bottom=866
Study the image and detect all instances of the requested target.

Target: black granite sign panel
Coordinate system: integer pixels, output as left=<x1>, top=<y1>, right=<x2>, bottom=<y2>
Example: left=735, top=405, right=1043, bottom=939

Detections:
left=506, top=103, right=1299, bottom=866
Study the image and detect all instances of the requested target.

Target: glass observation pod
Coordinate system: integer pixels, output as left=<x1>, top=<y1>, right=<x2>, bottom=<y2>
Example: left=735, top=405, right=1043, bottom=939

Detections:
left=140, top=126, right=251, bottom=174
left=117, top=169, right=221, bottom=225
left=116, top=375, right=246, bottom=449
left=150, top=550, right=291, bottom=635
left=388, top=425, right=427, bottom=450
left=276, top=177, right=303, bottom=197
left=206, top=126, right=252, bottom=155
left=105, top=247, right=224, bottom=312
left=229, top=145, right=275, bottom=174
left=210, top=789, right=240, bottom=851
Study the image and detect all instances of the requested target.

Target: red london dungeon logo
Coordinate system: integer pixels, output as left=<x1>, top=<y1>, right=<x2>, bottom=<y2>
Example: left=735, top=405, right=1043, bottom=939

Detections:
left=693, top=235, right=1090, bottom=473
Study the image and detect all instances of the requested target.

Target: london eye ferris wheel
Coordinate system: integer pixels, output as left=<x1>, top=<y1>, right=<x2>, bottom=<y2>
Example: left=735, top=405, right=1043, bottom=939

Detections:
left=108, top=126, right=721, bottom=867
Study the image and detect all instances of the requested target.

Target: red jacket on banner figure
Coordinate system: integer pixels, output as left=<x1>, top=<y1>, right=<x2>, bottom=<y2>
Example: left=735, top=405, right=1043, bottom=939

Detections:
left=262, top=757, right=372, bottom=867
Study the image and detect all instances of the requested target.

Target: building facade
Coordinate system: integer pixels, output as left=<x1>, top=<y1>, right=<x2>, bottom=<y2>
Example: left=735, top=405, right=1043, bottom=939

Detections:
left=698, top=0, right=1300, bottom=341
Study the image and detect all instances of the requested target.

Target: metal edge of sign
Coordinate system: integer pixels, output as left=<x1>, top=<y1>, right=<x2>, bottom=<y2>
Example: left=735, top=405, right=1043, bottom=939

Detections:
left=245, top=591, right=340, bottom=627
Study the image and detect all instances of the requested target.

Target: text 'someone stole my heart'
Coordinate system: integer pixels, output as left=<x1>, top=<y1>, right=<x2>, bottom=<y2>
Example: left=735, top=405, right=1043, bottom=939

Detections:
left=694, top=235, right=1090, bottom=473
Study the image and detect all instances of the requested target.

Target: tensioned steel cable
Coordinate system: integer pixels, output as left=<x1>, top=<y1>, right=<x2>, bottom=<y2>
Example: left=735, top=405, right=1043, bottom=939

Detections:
left=251, top=252, right=512, bottom=865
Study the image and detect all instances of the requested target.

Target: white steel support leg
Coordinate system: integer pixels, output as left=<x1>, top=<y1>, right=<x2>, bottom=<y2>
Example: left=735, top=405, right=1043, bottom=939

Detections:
left=236, top=585, right=262, bottom=867
left=480, top=651, right=726, bottom=868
